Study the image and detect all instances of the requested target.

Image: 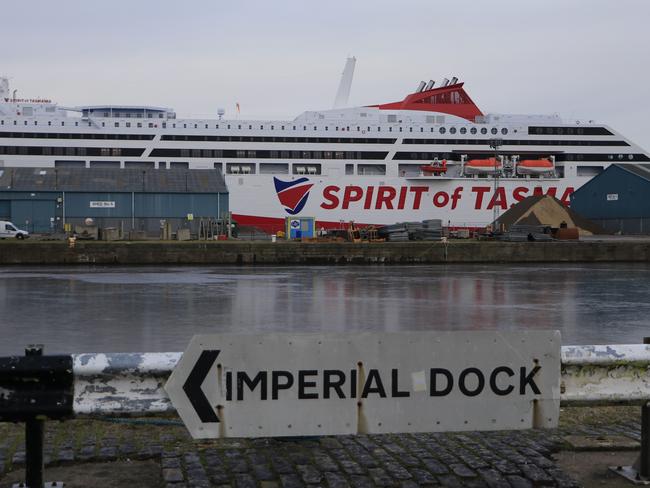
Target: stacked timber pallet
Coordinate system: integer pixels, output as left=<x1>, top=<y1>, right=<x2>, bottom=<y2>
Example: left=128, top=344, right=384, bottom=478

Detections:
left=378, top=223, right=409, bottom=242
left=414, top=219, right=443, bottom=241
left=378, top=219, right=443, bottom=242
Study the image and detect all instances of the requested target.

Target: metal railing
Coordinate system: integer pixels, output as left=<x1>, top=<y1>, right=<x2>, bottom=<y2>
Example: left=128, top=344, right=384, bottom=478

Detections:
left=1, top=342, right=649, bottom=486
left=60, top=344, right=650, bottom=417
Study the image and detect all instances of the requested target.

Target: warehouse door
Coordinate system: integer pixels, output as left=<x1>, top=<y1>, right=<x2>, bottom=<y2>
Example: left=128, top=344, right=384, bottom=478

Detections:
left=0, top=200, right=9, bottom=219
left=11, top=200, right=56, bottom=233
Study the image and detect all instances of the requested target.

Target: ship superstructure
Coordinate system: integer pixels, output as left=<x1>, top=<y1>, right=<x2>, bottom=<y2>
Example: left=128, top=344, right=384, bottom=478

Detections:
left=0, top=69, right=647, bottom=231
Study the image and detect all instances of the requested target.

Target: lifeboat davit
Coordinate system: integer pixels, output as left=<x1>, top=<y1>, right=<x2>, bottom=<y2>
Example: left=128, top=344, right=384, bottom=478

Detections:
left=420, top=159, right=447, bottom=175
left=464, top=157, right=502, bottom=175
left=516, top=158, right=554, bottom=175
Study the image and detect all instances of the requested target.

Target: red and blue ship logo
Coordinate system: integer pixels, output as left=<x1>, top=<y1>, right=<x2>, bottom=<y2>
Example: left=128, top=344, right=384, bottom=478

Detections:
left=273, top=177, right=314, bottom=215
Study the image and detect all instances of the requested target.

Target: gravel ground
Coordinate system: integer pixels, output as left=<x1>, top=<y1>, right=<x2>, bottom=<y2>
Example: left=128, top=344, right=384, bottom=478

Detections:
left=0, top=406, right=643, bottom=487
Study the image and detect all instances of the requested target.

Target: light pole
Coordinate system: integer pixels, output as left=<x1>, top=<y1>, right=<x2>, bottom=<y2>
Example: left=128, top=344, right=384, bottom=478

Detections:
left=489, top=138, right=503, bottom=230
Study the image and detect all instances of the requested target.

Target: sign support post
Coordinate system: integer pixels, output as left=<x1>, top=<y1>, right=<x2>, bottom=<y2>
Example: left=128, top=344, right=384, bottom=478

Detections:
left=24, top=346, right=45, bottom=488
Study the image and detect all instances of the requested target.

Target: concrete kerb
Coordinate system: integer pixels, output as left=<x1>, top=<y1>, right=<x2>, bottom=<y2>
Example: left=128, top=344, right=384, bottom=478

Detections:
left=0, top=240, right=650, bottom=264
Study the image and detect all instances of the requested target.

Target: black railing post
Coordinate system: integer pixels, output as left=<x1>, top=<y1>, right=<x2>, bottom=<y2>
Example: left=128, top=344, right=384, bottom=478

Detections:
left=611, top=337, right=650, bottom=482
left=25, top=344, right=44, bottom=488
left=641, top=337, right=650, bottom=479
left=641, top=401, right=649, bottom=478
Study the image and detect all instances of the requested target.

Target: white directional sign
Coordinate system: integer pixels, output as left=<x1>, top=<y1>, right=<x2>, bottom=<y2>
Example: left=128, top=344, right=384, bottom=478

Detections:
left=89, top=201, right=115, bottom=208
left=164, top=331, right=561, bottom=439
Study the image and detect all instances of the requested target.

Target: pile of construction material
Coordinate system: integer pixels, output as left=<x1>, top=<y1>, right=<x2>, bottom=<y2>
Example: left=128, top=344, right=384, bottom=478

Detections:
left=73, top=224, right=99, bottom=240
left=378, top=219, right=443, bottom=242
left=497, top=224, right=554, bottom=242
left=379, top=224, right=409, bottom=242
left=494, top=195, right=606, bottom=237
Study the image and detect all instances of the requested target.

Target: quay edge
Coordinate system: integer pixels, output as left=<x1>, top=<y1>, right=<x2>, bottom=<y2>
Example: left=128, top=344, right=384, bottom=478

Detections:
left=0, top=240, right=649, bottom=265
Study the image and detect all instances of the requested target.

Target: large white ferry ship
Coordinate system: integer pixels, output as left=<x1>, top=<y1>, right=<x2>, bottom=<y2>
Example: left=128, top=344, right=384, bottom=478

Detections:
left=1, top=60, right=648, bottom=232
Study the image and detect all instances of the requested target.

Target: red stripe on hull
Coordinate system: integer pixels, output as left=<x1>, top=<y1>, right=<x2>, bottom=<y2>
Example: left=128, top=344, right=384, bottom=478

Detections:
left=232, top=214, right=374, bottom=234
left=232, top=215, right=485, bottom=236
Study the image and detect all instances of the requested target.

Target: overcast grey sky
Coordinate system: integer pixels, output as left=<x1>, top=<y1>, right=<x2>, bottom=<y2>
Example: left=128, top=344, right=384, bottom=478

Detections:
left=3, top=0, right=649, bottom=149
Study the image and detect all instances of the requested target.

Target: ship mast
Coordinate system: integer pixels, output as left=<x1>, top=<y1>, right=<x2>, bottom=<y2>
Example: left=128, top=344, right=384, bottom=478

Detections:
left=0, top=77, right=9, bottom=100
left=332, top=57, right=356, bottom=109
left=489, top=138, right=503, bottom=230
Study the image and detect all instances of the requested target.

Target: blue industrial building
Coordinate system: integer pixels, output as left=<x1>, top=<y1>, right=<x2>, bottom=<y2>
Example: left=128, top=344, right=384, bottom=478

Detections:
left=570, top=164, right=650, bottom=234
left=0, top=167, right=228, bottom=235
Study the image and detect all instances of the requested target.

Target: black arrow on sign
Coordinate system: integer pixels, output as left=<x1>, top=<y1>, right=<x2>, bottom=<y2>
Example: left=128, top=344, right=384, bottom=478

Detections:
left=183, top=349, right=220, bottom=423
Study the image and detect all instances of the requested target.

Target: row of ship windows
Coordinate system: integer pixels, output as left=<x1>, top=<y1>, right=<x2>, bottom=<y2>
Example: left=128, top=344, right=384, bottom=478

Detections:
left=0, top=119, right=584, bottom=135
left=529, top=126, right=613, bottom=136
left=162, top=135, right=626, bottom=146
left=54, top=160, right=326, bottom=175
left=2, top=117, right=501, bottom=133
left=53, top=160, right=189, bottom=169
left=45, top=160, right=608, bottom=179
left=404, top=138, right=629, bottom=147
left=49, top=161, right=394, bottom=177
left=0, top=145, right=646, bottom=163
left=0, top=146, right=384, bottom=160
left=0, top=131, right=628, bottom=148
left=236, top=163, right=618, bottom=177
left=1, top=119, right=159, bottom=128
left=395, top=152, right=647, bottom=162
left=160, top=135, right=397, bottom=144
left=0, top=146, right=144, bottom=157
left=0, top=120, right=614, bottom=137
left=0, top=130, right=396, bottom=143
left=83, top=112, right=166, bottom=119
left=0, top=131, right=155, bottom=140
left=217, top=163, right=387, bottom=176
left=149, top=149, right=388, bottom=160
left=51, top=160, right=388, bottom=176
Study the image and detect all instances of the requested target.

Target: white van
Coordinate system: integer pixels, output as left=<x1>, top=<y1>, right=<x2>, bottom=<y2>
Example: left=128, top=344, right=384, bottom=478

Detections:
left=0, top=221, right=29, bottom=239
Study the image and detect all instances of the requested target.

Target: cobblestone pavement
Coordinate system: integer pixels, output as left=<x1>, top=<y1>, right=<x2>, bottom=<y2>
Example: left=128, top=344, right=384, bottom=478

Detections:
left=0, top=413, right=642, bottom=487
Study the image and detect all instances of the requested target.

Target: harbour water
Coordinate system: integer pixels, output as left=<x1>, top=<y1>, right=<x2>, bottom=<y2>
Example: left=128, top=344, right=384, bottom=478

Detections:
left=0, top=263, right=648, bottom=355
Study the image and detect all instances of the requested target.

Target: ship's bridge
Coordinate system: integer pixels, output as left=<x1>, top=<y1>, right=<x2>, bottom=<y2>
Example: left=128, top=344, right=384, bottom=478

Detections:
left=77, top=105, right=176, bottom=120
left=0, top=76, right=62, bottom=117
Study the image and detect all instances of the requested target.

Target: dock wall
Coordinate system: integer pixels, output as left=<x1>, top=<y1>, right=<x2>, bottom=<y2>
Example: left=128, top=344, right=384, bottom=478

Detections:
left=1, top=240, right=649, bottom=265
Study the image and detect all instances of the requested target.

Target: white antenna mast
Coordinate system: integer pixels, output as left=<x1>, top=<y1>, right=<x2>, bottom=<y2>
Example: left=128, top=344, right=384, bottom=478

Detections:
left=0, top=77, right=9, bottom=100
left=332, top=56, right=356, bottom=109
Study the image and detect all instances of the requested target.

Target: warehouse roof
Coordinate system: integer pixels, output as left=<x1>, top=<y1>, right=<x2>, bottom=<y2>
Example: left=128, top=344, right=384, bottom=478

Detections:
left=0, top=167, right=227, bottom=193
left=616, top=163, right=650, bottom=182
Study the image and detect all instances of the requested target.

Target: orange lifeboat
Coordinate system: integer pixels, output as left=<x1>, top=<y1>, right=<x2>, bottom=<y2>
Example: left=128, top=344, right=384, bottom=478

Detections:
left=517, top=158, right=554, bottom=175
left=419, top=159, right=447, bottom=175
left=464, top=157, right=502, bottom=175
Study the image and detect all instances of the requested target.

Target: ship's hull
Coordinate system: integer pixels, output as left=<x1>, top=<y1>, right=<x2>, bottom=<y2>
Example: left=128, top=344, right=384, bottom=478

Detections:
left=227, top=174, right=584, bottom=232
